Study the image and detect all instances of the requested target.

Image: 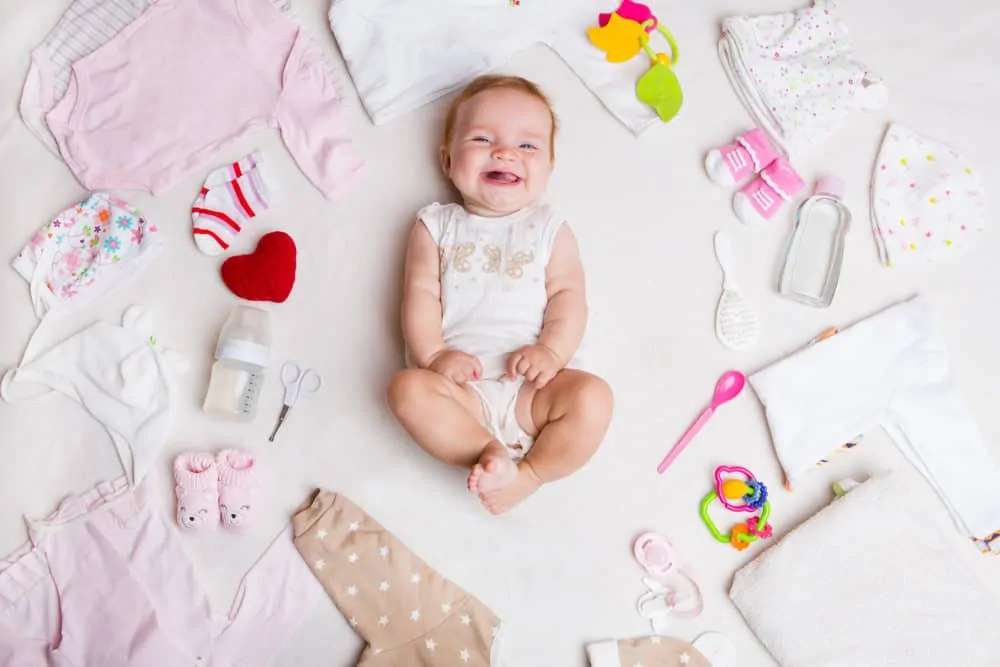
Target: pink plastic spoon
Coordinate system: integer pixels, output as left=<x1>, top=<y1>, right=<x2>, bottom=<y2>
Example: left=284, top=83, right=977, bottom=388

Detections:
left=657, top=370, right=746, bottom=474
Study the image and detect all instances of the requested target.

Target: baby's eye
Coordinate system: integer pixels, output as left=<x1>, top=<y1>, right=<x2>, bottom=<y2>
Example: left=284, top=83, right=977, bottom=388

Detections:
left=519, top=142, right=538, bottom=151
left=471, top=136, right=490, bottom=144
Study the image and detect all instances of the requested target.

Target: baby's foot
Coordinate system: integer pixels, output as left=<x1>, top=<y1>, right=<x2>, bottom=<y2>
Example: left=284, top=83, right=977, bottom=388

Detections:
left=467, top=441, right=517, bottom=494
left=479, top=462, right=542, bottom=516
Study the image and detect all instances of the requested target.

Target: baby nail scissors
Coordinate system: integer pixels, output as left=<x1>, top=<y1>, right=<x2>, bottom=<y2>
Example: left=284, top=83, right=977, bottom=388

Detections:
left=269, top=361, right=322, bottom=442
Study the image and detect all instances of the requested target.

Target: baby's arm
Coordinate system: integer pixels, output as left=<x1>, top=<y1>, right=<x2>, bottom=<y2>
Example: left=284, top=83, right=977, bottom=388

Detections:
left=507, top=225, right=586, bottom=388
left=402, top=222, right=446, bottom=367
left=538, top=225, right=587, bottom=364
left=402, top=221, right=482, bottom=382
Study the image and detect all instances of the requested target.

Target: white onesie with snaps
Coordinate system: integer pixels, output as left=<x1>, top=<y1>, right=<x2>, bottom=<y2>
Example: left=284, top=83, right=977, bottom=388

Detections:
left=418, top=202, right=579, bottom=456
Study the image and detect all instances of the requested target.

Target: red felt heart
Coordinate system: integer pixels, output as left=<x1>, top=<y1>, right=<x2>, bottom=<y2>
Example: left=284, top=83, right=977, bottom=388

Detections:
left=221, top=231, right=297, bottom=303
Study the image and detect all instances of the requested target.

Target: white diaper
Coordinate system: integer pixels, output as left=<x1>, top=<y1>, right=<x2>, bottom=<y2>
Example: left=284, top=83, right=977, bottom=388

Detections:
left=468, top=377, right=534, bottom=460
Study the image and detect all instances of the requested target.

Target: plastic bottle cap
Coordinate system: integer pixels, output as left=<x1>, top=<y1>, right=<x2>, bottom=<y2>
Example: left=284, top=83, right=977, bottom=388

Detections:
left=815, top=176, right=845, bottom=199
left=216, top=339, right=269, bottom=368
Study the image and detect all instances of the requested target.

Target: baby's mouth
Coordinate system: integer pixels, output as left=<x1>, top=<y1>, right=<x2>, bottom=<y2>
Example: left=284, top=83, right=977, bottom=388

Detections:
left=483, top=171, right=522, bottom=185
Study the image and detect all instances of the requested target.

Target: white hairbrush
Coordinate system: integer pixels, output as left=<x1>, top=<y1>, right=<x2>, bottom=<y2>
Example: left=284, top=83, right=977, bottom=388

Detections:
left=713, top=231, right=760, bottom=351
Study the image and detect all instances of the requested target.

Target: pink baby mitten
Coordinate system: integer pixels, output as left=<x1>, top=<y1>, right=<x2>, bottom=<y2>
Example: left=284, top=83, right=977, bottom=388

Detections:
left=733, top=156, right=806, bottom=226
left=216, top=449, right=261, bottom=531
left=705, top=128, right=779, bottom=187
left=174, top=453, right=220, bottom=533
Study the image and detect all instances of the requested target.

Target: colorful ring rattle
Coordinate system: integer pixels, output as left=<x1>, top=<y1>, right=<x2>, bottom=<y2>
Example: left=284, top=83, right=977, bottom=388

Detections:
left=587, top=0, right=684, bottom=122
left=700, top=465, right=774, bottom=551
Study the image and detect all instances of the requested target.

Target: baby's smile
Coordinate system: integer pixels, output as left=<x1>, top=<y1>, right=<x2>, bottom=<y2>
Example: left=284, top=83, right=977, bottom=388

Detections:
left=482, top=170, right=522, bottom=186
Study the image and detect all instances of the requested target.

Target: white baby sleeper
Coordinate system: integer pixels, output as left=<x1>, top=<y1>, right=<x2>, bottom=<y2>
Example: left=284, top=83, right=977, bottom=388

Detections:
left=718, top=0, right=888, bottom=157
left=750, top=295, right=1000, bottom=553
left=329, top=0, right=660, bottom=132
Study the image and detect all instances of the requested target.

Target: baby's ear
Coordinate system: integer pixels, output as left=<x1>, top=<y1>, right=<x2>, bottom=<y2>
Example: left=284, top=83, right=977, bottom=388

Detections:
left=439, top=146, right=451, bottom=176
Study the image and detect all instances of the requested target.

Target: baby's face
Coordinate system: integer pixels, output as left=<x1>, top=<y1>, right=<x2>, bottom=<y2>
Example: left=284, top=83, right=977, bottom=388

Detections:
left=442, top=87, right=554, bottom=216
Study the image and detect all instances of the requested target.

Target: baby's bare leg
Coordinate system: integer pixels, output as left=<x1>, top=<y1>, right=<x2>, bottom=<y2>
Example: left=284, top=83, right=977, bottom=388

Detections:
left=387, top=369, right=493, bottom=467
left=477, top=369, right=614, bottom=515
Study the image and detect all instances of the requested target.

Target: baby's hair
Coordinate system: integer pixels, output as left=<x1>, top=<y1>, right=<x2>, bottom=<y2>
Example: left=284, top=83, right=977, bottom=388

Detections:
left=442, top=75, right=558, bottom=158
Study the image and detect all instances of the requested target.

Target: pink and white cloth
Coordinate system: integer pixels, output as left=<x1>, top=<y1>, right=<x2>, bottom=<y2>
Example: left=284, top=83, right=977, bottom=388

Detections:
left=0, top=476, right=323, bottom=666
left=718, top=0, right=887, bottom=157
left=45, top=0, right=364, bottom=198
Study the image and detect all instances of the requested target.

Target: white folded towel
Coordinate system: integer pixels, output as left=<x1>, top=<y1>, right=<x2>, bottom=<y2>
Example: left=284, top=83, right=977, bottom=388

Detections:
left=731, top=470, right=1000, bottom=667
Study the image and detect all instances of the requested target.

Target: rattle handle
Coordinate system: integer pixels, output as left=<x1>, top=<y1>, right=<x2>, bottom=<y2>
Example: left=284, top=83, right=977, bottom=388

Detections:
left=657, top=406, right=714, bottom=474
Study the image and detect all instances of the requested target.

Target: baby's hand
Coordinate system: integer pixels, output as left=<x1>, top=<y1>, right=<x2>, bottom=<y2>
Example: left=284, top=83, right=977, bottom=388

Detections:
left=428, top=349, right=482, bottom=385
left=507, top=345, right=562, bottom=389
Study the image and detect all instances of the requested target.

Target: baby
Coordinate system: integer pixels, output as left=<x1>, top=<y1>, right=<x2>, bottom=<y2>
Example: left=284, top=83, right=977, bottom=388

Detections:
left=387, top=75, right=613, bottom=515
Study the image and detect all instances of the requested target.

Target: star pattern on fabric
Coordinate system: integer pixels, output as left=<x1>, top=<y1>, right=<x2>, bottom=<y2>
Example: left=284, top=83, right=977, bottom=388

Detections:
left=379, top=546, right=390, bottom=558
left=411, top=573, right=422, bottom=584
left=441, top=603, right=452, bottom=614
left=460, top=648, right=471, bottom=662
left=426, top=638, right=437, bottom=651
left=348, top=552, right=359, bottom=563
left=410, top=609, right=421, bottom=622
left=378, top=615, right=389, bottom=626
left=378, top=580, right=391, bottom=592
left=679, top=653, right=691, bottom=665
left=349, top=521, right=360, bottom=532
left=650, top=637, right=661, bottom=645
left=460, top=614, right=471, bottom=626
left=347, top=585, right=358, bottom=597
left=314, top=559, right=326, bottom=571
left=316, top=528, right=328, bottom=540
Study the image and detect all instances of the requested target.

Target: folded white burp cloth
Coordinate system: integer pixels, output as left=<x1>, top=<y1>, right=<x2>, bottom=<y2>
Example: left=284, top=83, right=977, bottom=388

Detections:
left=718, top=0, right=887, bottom=157
left=870, top=123, right=989, bottom=266
left=749, top=295, right=1000, bottom=552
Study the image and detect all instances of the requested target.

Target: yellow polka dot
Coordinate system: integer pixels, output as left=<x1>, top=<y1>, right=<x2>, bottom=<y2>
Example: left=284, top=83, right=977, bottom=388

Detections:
left=946, top=240, right=953, bottom=246
left=926, top=155, right=935, bottom=161
left=965, top=167, right=972, bottom=174
left=929, top=197, right=937, bottom=204
left=899, top=219, right=906, bottom=226
left=900, top=158, right=908, bottom=165
left=910, top=243, right=917, bottom=250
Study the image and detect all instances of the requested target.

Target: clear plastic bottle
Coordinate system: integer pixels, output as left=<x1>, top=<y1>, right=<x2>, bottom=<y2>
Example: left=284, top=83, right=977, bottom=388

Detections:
left=203, top=306, right=270, bottom=420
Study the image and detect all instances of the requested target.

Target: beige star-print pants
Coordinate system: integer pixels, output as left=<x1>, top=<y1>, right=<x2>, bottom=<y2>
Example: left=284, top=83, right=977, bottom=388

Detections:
left=587, top=636, right=711, bottom=667
left=293, top=490, right=502, bottom=666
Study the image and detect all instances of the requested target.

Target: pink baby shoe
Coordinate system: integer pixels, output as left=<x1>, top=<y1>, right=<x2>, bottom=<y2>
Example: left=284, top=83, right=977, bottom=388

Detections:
left=705, top=128, right=780, bottom=187
left=733, top=156, right=806, bottom=227
left=174, top=452, right=220, bottom=533
left=216, top=449, right=261, bottom=531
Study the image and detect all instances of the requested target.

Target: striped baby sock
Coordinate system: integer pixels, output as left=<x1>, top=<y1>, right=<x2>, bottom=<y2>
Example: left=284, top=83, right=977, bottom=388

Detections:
left=192, top=152, right=271, bottom=255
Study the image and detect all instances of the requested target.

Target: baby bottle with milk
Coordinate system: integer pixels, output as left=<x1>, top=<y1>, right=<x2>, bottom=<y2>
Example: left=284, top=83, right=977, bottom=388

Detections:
left=203, top=305, right=270, bottom=420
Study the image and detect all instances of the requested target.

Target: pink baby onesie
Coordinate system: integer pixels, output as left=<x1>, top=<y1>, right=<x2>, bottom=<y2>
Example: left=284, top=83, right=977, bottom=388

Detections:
left=0, top=476, right=324, bottom=666
left=46, top=0, right=364, bottom=198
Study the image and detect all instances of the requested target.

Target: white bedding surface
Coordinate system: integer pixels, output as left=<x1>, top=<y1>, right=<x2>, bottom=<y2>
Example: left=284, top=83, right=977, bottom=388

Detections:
left=1, top=1, right=999, bottom=665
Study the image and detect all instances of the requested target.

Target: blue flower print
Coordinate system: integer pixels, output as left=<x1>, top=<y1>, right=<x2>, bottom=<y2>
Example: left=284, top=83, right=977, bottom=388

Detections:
left=116, top=216, right=133, bottom=231
left=104, top=236, right=121, bottom=253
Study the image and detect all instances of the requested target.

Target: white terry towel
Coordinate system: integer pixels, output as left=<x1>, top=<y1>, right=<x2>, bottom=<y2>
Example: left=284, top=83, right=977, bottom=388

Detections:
left=730, top=470, right=1000, bottom=667
left=750, top=295, right=1000, bottom=552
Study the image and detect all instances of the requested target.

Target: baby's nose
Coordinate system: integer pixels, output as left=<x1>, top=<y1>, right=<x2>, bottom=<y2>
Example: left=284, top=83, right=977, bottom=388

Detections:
left=492, top=147, right=516, bottom=161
